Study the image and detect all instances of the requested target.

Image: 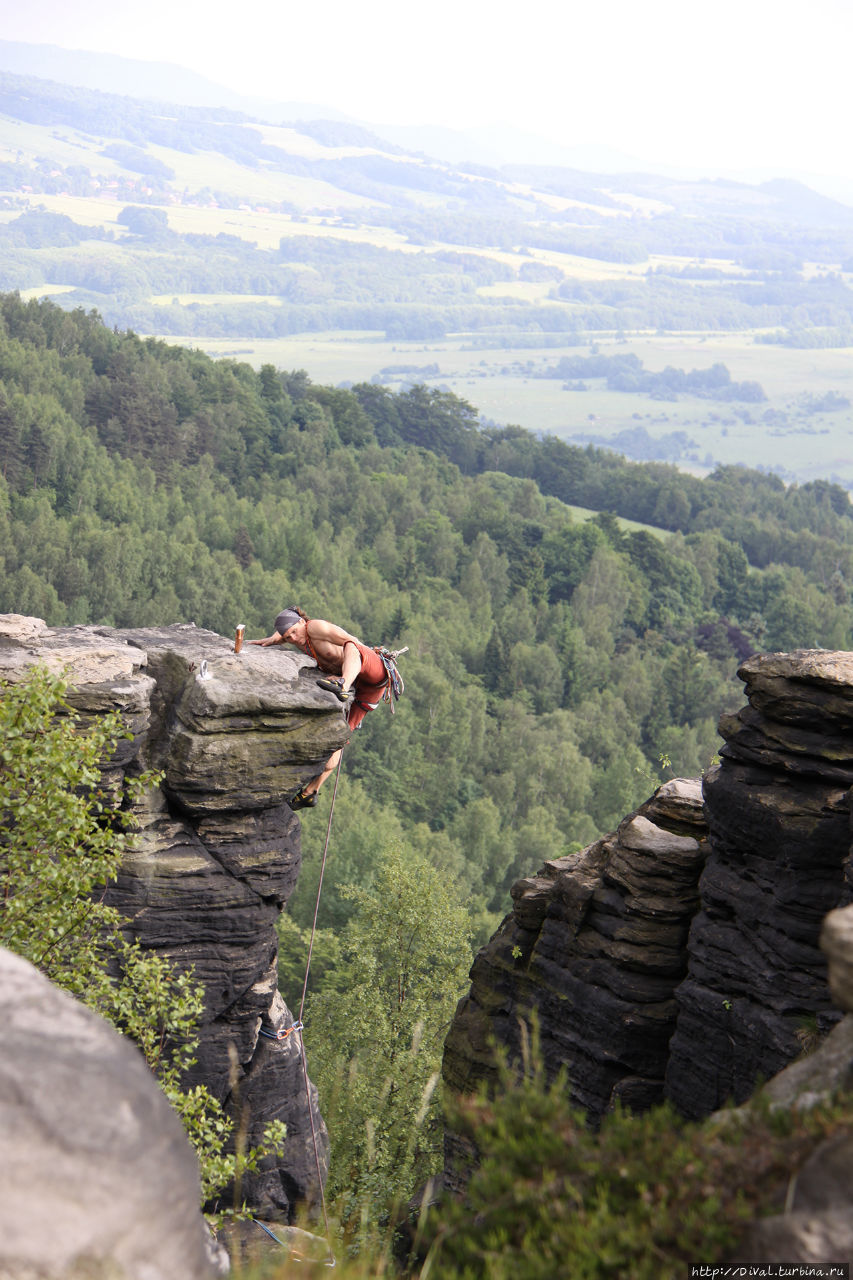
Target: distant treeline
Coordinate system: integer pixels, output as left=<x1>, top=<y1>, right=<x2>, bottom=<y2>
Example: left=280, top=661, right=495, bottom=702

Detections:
left=756, top=325, right=853, bottom=348
left=537, top=352, right=766, bottom=402
left=5, top=208, right=853, bottom=343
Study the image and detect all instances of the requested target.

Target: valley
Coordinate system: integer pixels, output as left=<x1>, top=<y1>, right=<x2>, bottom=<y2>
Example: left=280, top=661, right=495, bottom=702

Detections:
left=3, top=69, right=853, bottom=486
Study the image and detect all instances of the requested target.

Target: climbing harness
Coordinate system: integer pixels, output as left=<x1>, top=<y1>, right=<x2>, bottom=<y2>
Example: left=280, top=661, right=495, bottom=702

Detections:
left=296, top=613, right=406, bottom=713
left=257, top=751, right=344, bottom=1270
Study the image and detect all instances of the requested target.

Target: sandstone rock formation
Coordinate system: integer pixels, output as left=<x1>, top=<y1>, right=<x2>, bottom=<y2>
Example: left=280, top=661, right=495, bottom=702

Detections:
left=442, top=777, right=708, bottom=1184
left=739, top=904, right=853, bottom=1116
left=444, top=649, right=853, bottom=1152
left=666, top=650, right=853, bottom=1117
left=730, top=901, right=853, bottom=1266
left=0, top=946, right=213, bottom=1280
left=0, top=613, right=350, bottom=1221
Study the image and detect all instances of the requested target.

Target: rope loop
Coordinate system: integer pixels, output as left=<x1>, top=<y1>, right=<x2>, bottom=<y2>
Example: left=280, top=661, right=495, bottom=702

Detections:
left=259, top=1020, right=303, bottom=1042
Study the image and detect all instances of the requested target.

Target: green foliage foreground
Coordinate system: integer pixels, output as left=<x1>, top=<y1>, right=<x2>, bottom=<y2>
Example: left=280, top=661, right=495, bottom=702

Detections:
left=415, top=1062, right=853, bottom=1280
left=303, top=846, right=472, bottom=1244
left=0, top=664, right=154, bottom=992
left=235, top=1046, right=853, bottom=1280
left=0, top=666, right=285, bottom=1210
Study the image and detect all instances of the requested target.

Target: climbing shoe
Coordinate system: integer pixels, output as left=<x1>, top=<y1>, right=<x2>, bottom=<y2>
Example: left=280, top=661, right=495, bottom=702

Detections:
left=289, top=786, right=318, bottom=811
left=317, top=676, right=351, bottom=702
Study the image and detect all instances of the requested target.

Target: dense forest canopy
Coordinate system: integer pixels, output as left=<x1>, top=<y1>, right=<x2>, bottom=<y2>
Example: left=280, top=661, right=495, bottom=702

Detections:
left=1, top=290, right=852, bottom=942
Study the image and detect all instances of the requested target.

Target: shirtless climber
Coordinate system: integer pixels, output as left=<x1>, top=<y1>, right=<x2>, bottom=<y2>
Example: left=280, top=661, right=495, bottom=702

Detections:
left=250, top=605, right=393, bottom=810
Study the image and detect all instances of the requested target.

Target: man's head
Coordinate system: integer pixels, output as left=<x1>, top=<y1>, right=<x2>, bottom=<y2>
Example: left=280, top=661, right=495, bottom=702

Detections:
left=274, top=607, right=301, bottom=637
left=274, top=607, right=310, bottom=645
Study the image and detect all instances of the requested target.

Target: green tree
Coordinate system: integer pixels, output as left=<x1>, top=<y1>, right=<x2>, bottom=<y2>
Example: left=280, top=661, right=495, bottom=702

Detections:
left=0, top=665, right=150, bottom=989
left=764, top=591, right=821, bottom=650
left=285, top=777, right=408, bottom=933
left=307, top=845, right=472, bottom=1243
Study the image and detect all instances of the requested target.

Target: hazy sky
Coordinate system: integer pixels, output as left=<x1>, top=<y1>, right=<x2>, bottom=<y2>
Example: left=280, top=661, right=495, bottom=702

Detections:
left=4, top=0, right=852, bottom=182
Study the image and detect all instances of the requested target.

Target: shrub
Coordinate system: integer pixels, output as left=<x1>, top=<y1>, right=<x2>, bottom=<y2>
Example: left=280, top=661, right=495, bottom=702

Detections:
left=418, top=1037, right=853, bottom=1279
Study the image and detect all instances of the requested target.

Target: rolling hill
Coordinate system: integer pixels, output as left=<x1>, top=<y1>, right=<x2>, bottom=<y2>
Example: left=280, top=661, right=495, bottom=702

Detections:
left=3, top=61, right=853, bottom=484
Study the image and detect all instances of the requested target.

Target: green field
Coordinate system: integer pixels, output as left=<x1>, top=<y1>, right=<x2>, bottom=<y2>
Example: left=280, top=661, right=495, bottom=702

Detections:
left=566, top=504, right=673, bottom=537
left=160, top=328, right=853, bottom=485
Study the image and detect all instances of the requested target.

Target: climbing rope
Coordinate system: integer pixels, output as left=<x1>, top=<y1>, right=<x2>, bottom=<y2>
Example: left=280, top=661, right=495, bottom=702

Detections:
left=298, top=750, right=343, bottom=1027
left=253, top=1218, right=289, bottom=1248
left=257, top=750, right=344, bottom=1269
left=254, top=644, right=406, bottom=1263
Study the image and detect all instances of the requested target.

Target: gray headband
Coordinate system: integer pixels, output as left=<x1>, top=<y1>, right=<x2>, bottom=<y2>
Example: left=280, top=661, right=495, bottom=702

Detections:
left=274, top=608, right=301, bottom=636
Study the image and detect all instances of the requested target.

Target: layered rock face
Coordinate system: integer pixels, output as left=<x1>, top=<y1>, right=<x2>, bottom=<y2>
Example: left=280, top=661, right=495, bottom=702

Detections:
left=0, top=614, right=350, bottom=1221
left=442, top=777, right=708, bottom=1185
left=666, top=650, right=853, bottom=1116
left=444, top=649, right=853, bottom=1153
left=732, top=904, right=853, bottom=1265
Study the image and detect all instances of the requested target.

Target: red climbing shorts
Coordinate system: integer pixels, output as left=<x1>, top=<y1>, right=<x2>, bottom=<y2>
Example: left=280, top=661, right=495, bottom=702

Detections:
left=344, top=641, right=387, bottom=731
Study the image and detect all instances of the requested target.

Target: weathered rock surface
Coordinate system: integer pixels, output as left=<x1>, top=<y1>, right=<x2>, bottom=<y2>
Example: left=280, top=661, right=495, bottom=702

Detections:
left=666, top=650, right=853, bottom=1117
left=444, top=649, right=853, bottom=1174
left=751, top=903, right=853, bottom=1119
left=442, top=777, right=708, bottom=1189
left=0, top=947, right=213, bottom=1280
left=753, top=906, right=853, bottom=1114
left=0, top=614, right=350, bottom=1220
left=735, top=1201, right=853, bottom=1269
left=730, top=902, right=853, bottom=1267
left=821, top=904, right=853, bottom=1013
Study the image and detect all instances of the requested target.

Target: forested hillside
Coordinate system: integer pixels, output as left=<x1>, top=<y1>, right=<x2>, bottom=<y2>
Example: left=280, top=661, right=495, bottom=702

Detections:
left=5, top=287, right=853, bottom=1242
left=2, top=290, right=853, bottom=938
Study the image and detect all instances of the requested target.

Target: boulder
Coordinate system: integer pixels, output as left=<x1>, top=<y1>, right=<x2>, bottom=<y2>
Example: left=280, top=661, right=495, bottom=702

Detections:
left=0, top=947, right=212, bottom=1280
left=734, top=1132, right=853, bottom=1267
